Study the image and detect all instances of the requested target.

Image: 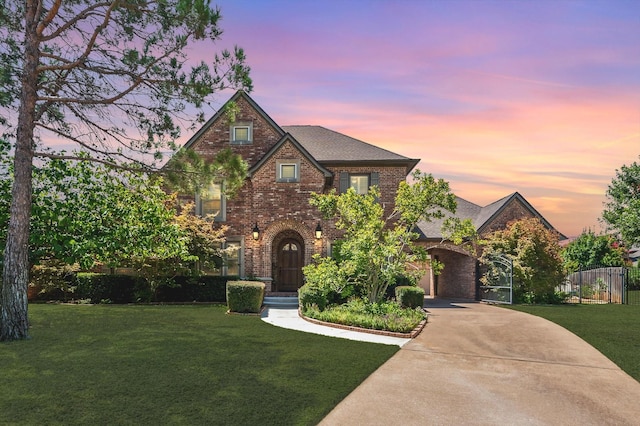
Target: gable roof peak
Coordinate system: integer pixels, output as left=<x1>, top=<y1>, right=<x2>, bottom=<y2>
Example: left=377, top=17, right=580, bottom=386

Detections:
left=182, top=90, right=284, bottom=150
left=247, top=132, right=332, bottom=178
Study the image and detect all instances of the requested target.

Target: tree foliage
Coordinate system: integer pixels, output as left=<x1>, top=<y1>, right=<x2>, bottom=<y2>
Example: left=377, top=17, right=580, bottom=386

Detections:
left=0, top=149, right=232, bottom=299
left=0, top=0, right=252, bottom=163
left=305, top=170, right=475, bottom=304
left=602, top=158, right=640, bottom=247
left=480, top=218, right=564, bottom=303
left=0, top=0, right=251, bottom=340
left=0, top=150, right=188, bottom=269
left=561, top=230, right=626, bottom=272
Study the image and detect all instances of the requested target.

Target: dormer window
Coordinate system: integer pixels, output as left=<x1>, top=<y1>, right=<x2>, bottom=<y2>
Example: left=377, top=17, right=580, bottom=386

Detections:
left=230, top=121, right=252, bottom=145
left=276, top=159, right=300, bottom=183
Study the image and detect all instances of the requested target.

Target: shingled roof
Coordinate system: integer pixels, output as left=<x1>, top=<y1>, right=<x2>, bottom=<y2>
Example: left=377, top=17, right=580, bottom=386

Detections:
left=415, top=192, right=566, bottom=240
left=282, top=125, right=419, bottom=170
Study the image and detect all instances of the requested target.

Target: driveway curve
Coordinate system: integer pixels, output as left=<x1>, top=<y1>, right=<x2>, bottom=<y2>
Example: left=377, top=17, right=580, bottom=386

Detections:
left=320, top=299, right=640, bottom=425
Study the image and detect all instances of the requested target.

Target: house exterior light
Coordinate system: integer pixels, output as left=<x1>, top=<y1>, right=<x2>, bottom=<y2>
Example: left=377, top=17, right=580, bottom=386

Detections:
left=315, top=223, right=323, bottom=239
left=252, top=223, right=260, bottom=240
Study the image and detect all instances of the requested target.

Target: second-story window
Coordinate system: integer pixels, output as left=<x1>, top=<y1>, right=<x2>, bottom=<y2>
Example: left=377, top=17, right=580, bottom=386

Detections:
left=349, top=174, right=370, bottom=195
left=196, top=183, right=225, bottom=222
left=276, top=160, right=300, bottom=182
left=340, top=172, right=379, bottom=194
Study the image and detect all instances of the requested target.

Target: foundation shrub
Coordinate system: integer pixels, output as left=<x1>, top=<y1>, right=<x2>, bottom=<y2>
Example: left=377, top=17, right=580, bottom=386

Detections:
left=155, top=275, right=233, bottom=302
left=226, top=281, right=265, bottom=313
left=384, top=275, right=413, bottom=300
left=34, top=272, right=236, bottom=304
left=75, top=273, right=142, bottom=304
left=395, top=286, right=425, bottom=309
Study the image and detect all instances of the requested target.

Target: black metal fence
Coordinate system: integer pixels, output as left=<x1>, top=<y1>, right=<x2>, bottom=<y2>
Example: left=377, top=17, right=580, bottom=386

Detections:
left=559, top=266, right=640, bottom=305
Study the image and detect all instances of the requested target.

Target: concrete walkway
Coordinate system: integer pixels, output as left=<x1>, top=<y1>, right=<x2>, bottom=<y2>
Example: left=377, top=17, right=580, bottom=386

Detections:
left=319, top=299, right=640, bottom=426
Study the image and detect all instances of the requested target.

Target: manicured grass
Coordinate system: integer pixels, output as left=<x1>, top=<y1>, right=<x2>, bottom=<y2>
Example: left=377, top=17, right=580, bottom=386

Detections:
left=0, top=304, right=398, bottom=425
left=507, top=304, right=640, bottom=381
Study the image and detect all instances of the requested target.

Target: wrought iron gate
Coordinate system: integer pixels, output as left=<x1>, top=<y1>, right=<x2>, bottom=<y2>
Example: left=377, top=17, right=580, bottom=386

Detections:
left=480, top=254, right=513, bottom=304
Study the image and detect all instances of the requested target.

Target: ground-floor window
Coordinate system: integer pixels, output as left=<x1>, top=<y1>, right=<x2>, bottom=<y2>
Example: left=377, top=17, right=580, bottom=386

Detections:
left=201, top=240, right=243, bottom=276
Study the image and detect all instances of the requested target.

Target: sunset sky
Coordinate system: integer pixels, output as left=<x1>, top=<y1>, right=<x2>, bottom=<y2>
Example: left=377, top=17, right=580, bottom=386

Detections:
left=189, top=0, right=639, bottom=237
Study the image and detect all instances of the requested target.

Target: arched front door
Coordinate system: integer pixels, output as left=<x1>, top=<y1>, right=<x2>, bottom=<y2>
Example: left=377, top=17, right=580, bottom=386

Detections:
left=276, top=238, right=303, bottom=292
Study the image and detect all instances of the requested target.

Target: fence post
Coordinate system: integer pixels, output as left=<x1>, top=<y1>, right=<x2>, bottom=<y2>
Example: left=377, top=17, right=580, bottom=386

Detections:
left=623, top=267, right=628, bottom=305
left=578, top=266, right=582, bottom=304
left=608, top=268, right=612, bottom=304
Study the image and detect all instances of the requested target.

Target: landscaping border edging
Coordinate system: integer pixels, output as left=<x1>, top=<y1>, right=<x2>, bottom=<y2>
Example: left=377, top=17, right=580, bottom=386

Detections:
left=226, top=306, right=267, bottom=316
left=298, top=308, right=429, bottom=339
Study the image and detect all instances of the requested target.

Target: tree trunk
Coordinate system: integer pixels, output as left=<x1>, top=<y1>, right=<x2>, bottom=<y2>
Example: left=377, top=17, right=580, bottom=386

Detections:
left=1, top=1, right=39, bottom=341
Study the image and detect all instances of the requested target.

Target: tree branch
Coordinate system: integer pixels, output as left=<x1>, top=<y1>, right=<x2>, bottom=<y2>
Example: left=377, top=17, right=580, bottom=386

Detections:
left=34, top=151, right=154, bottom=173
left=36, top=0, right=62, bottom=37
left=38, top=2, right=113, bottom=42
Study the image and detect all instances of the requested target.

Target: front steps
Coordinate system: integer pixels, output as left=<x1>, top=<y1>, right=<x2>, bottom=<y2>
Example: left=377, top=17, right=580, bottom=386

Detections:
left=263, top=295, right=299, bottom=308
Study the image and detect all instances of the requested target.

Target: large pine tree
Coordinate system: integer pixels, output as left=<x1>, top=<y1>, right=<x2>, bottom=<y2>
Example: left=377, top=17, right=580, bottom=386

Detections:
left=0, top=0, right=251, bottom=340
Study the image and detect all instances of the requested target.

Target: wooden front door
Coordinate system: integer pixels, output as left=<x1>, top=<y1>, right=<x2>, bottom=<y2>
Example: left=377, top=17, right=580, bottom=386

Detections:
left=277, top=238, right=303, bottom=291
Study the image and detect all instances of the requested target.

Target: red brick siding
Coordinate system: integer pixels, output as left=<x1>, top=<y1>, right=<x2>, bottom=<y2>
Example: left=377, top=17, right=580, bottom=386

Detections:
left=327, top=166, right=406, bottom=219
left=189, top=96, right=282, bottom=167
left=480, top=199, right=535, bottom=236
left=430, top=248, right=477, bottom=299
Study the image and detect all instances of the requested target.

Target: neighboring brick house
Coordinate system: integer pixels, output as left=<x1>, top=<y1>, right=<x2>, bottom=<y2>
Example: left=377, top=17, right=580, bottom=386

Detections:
left=415, top=192, right=567, bottom=299
left=181, top=91, right=418, bottom=292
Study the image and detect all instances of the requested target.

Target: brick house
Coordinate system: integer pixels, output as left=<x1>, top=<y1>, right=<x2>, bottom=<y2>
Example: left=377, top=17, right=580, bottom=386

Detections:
left=181, top=91, right=564, bottom=298
left=181, top=91, right=418, bottom=292
left=415, top=192, right=567, bottom=299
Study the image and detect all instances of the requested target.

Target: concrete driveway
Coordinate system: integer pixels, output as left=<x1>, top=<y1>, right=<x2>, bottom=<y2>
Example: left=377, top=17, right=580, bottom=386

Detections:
left=320, top=299, right=640, bottom=425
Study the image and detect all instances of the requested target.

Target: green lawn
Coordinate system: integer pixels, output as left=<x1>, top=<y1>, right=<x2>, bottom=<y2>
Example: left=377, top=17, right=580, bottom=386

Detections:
left=0, top=304, right=398, bottom=425
left=507, top=304, right=640, bottom=382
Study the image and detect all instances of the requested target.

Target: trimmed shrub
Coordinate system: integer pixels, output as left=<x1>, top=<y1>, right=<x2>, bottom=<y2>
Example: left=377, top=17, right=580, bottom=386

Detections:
left=75, top=273, right=142, bottom=304
left=384, top=275, right=414, bottom=300
left=226, top=281, right=265, bottom=313
left=33, top=271, right=237, bottom=304
left=395, top=286, right=425, bottom=309
left=155, top=275, right=233, bottom=303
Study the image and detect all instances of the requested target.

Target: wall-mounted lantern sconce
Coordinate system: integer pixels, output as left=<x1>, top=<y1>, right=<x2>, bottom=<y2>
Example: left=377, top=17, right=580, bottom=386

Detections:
left=252, top=223, right=260, bottom=240
left=315, top=222, right=323, bottom=239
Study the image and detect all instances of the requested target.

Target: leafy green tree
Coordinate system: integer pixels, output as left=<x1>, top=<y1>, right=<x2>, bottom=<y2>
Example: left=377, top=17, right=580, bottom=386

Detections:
left=0, top=153, right=189, bottom=269
left=0, top=0, right=251, bottom=340
left=307, top=170, right=475, bottom=304
left=480, top=218, right=564, bottom=303
left=602, top=158, right=640, bottom=248
left=561, top=230, right=626, bottom=272
left=168, top=201, right=229, bottom=273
